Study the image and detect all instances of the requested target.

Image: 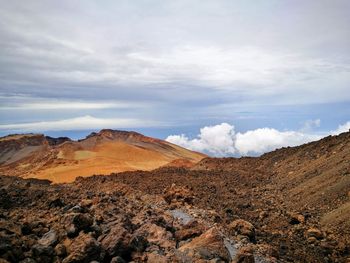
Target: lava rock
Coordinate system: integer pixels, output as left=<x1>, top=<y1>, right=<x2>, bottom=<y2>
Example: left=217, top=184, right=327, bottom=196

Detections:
left=55, top=243, right=67, bottom=257
left=48, top=198, right=65, bottom=208
left=31, top=244, right=54, bottom=263
left=229, top=219, right=256, bottom=242
left=306, top=228, right=323, bottom=240
left=65, top=213, right=94, bottom=237
left=233, top=246, right=255, bottom=263
left=98, top=224, right=131, bottom=258
left=177, top=227, right=230, bottom=261
left=288, top=212, right=305, bottom=225
left=38, top=230, right=58, bottom=247
left=62, top=232, right=101, bottom=263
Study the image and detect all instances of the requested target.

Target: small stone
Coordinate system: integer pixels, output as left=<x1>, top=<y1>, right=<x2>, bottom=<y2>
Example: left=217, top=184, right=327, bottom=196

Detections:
left=55, top=243, right=67, bottom=257
left=306, top=228, right=323, bottom=240
left=38, top=229, right=58, bottom=247
left=80, top=199, right=93, bottom=208
left=70, top=205, right=84, bottom=213
left=289, top=213, right=305, bottom=225
left=307, top=237, right=317, bottom=244
left=48, top=198, right=65, bottom=208
left=229, top=219, right=256, bottom=242
left=66, top=224, right=78, bottom=238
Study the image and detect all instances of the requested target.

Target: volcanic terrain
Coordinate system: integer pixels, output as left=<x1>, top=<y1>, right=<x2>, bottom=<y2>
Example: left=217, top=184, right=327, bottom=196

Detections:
left=0, top=130, right=350, bottom=262
left=0, top=130, right=205, bottom=183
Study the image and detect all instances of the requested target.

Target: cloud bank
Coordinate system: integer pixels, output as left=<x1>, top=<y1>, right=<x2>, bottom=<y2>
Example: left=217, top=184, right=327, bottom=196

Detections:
left=0, top=115, right=159, bottom=132
left=166, top=122, right=340, bottom=156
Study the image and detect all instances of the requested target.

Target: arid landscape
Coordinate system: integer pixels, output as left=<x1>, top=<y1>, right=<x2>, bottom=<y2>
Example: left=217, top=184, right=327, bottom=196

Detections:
left=1, top=1, right=350, bottom=263
left=0, top=129, right=349, bottom=262
left=0, top=130, right=205, bottom=183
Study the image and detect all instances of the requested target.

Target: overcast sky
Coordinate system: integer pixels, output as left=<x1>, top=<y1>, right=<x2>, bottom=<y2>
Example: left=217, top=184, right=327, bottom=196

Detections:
left=0, top=0, right=349, bottom=156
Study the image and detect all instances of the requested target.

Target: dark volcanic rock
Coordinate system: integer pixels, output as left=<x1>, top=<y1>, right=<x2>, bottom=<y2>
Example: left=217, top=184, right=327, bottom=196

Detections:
left=98, top=224, right=131, bottom=259
left=63, top=232, right=101, bottom=263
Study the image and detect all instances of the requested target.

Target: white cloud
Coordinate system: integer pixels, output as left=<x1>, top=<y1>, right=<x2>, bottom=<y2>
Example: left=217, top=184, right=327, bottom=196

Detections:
left=0, top=115, right=158, bottom=132
left=331, top=121, right=350, bottom=135
left=166, top=122, right=325, bottom=156
left=0, top=101, right=143, bottom=110
left=235, top=128, right=321, bottom=155
left=167, top=123, right=236, bottom=156
left=0, top=95, right=148, bottom=110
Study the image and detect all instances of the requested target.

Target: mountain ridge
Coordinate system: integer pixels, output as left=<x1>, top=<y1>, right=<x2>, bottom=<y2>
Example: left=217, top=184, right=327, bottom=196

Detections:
left=0, top=129, right=206, bottom=183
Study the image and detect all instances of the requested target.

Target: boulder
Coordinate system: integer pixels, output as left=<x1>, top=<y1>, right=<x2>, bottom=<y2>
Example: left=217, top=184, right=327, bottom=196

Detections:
left=72, top=213, right=93, bottom=230
left=129, top=235, right=148, bottom=253
left=64, top=213, right=94, bottom=237
left=163, top=184, right=194, bottom=205
left=62, top=232, right=101, bottom=263
left=133, top=223, right=174, bottom=249
left=38, top=229, right=58, bottom=247
left=174, top=220, right=205, bottom=241
left=178, top=227, right=230, bottom=261
left=31, top=244, right=54, bottom=263
left=98, top=224, right=131, bottom=258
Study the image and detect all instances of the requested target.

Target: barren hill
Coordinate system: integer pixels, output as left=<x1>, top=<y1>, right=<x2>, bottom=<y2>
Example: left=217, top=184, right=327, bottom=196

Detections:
left=0, top=129, right=206, bottom=183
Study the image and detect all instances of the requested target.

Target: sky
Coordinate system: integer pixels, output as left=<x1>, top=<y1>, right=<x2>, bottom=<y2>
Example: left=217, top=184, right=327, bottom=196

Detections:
left=0, top=0, right=350, bottom=156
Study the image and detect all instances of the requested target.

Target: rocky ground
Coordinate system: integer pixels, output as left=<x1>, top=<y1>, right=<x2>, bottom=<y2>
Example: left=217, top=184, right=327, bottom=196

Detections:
left=1, top=131, right=350, bottom=262
left=0, top=175, right=277, bottom=263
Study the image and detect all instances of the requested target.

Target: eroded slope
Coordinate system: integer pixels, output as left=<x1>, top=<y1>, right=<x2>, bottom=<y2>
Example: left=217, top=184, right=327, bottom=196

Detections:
left=0, top=130, right=205, bottom=183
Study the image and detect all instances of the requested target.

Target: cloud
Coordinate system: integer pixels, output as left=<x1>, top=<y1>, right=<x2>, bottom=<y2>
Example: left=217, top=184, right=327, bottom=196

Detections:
left=235, top=128, right=321, bottom=155
left=0, top=115, right=159, bottom=132
left=0, top=1, right=349, bottom=137
left=0, top=99, right=147, bottom=110
left=300, top=119, right=321, bottom=132
left=0, top=0, right=349, bottom=106
left=166, top=123, right=236, bottom=156
left=331, top=121, right=350, bottom=135
left=166, top=122, right=326, bottom=156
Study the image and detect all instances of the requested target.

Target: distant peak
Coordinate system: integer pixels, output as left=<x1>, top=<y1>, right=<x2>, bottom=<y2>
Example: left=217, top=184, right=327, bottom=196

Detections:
left=99, top=129, right=142, bottom=136
left=84, top=129, right=146, bottom=142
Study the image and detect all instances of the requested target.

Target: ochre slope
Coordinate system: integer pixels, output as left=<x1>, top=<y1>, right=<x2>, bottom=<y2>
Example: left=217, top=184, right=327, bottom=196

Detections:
left=0, top=129, right=206, bottom=183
